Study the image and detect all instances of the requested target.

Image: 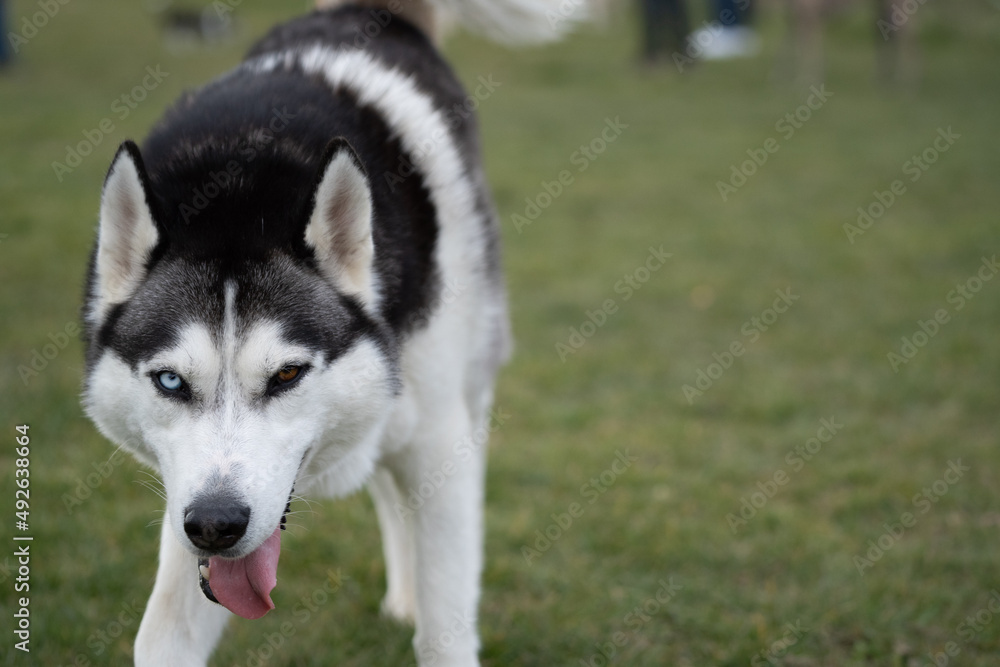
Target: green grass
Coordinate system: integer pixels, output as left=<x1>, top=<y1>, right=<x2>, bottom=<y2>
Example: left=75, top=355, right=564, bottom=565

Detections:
left=2, top=0, right=1000, bottom=665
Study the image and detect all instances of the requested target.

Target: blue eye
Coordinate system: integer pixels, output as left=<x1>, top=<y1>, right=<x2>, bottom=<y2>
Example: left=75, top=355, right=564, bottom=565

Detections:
left=156, top=371, right=184, bottom=392
left=151, top=370, right=192, bottom=401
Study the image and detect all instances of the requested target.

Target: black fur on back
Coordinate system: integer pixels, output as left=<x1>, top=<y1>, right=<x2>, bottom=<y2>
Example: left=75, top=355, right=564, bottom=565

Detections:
left=133, top=6, right=484, bottom=340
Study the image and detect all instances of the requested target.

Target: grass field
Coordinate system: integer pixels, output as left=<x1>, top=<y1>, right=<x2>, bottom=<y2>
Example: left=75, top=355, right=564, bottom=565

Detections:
left=2, top=1, right=1000, bottom=665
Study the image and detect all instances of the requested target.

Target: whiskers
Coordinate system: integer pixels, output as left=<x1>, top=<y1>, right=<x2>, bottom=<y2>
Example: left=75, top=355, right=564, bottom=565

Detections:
left=134, top=470, right=167, bottom=502
left=282, top=492, right=317, bottom=533
left=146, top=509, right=166, bottom=529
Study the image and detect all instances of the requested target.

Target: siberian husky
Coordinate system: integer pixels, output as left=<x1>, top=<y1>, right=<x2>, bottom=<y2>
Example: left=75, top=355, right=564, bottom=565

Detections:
left=81, top=1, right=582, bottom=664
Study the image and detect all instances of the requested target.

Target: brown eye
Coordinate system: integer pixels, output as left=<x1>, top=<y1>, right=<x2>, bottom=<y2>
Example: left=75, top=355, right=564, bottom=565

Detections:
left=267, top=365, right=308, bottom=396
left=276, top=366, right=300, bottom=383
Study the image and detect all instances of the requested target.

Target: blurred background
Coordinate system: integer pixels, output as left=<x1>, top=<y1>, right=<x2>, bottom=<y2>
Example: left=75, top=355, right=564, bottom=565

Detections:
left=1, top=0, right=998, bottom=664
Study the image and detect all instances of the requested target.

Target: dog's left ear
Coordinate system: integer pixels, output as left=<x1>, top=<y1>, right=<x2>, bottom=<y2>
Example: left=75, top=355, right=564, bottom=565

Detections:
left=304, top=138, right=377, bottom=306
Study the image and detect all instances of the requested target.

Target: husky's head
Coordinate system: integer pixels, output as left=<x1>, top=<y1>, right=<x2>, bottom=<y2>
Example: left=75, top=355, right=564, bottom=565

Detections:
left=83, top=139, right=396, bottom=618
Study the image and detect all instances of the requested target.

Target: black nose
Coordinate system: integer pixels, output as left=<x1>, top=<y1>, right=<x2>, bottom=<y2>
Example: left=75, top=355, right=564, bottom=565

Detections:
left=183, top=498, right=250, bottom=552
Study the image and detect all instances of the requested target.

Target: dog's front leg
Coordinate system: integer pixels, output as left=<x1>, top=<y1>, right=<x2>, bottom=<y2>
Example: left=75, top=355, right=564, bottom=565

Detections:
left=398, top=412, right=486, bottom=667
left=134, top=511, right=230, bottom=666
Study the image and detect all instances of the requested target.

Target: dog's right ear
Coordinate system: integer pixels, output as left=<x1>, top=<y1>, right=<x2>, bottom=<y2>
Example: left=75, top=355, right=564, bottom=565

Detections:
left=93, top=141, right=160, bottom=316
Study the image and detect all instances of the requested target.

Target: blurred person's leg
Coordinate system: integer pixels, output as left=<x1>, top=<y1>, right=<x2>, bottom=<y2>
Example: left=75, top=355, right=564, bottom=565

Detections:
left=875, top=0, right=920, bottom=84
left=640, top=0, right=667, bottom=63
left=0, top=0, right=11, bottom=67
left=715, top=0, right=747, bottom=24
left=784, top=0, right=824, bottom=82
left=666, top=0, right=692, bottom=55
left=640, top=0, right=691, bottom=65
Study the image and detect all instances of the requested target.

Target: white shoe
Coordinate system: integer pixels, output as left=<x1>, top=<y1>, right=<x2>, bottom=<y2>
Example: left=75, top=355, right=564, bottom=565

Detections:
left=689, top=25, right=761, bottom=60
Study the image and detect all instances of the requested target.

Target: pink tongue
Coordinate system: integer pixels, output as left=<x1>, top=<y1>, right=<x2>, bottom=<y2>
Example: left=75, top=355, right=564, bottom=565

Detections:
left=208, top=527, right=281, bottom=619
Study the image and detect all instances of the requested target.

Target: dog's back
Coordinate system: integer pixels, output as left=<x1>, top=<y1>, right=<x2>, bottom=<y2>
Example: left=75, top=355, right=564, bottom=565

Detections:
left=139, top=5, right=482, bottom=343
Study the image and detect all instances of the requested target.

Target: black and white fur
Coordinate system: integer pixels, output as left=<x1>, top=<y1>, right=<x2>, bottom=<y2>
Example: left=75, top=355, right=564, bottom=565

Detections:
left=82, top=2, right=583, bottom=664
